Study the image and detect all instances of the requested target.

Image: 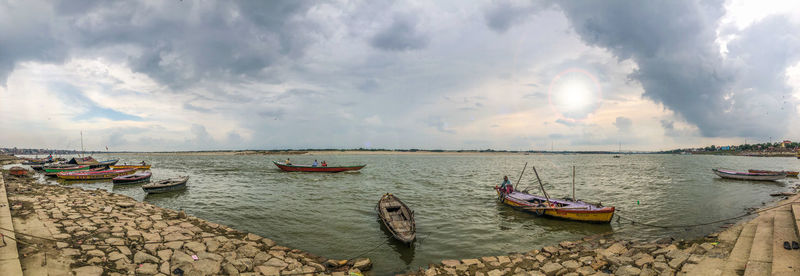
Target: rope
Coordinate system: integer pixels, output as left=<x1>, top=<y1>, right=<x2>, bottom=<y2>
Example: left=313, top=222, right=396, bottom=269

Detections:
left=614, top=198, right=798, bottom=229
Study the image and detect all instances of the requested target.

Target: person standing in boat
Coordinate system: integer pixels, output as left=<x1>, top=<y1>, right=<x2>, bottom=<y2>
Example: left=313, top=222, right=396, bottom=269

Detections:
left=321, top=161, right=327, bottom=167
left=500, top=175, right=514, bottom=194
left=312, top=160, right=319, bottom=167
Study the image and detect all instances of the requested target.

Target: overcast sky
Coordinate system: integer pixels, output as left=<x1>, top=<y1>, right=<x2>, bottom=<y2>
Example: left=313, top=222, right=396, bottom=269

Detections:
left=1, top=0, right=800, bottom=152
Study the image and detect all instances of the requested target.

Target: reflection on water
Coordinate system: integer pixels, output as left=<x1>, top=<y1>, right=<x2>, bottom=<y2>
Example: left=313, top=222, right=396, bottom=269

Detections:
left=27, top=153, right=800, bottom=275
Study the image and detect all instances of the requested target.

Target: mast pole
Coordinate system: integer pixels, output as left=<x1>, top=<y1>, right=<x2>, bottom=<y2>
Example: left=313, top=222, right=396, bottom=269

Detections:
left=532, top=166, right=550, bottom=203
left=80, top=131, right=84, bottom=157
left=572, top=166, right=576, bottom=201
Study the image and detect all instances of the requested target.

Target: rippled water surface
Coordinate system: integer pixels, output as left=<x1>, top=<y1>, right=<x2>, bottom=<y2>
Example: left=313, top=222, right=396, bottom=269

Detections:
left=33, top=153, right=800, bottom=275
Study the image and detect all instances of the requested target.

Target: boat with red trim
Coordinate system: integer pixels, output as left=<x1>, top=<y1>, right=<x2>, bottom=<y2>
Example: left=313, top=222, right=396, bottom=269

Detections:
left=57, top=168, right=135, bottom=180
left=272, top=161, right=365, bottom=172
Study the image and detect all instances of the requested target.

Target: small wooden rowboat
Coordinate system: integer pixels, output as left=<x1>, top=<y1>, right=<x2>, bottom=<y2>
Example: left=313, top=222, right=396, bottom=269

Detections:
left=91, top=159, right=119, bottom=168
left=273, top=161, right=366, bottom=173
left=110, top=164, right=151, bottom=170
left=495, top=188, right=615, bottom=223
left=57, top=168, right=135, bottom=180
left=112, top=171, right=152, bottom=184
left=713, top=169, right=786, bottom=181
left=748, top=169, right=799, bottom=177
left=142, top=176, right=189, bottom=194
left=9, top=166, right=28, bottom=176
left=377, top=193, right=416, bottom=244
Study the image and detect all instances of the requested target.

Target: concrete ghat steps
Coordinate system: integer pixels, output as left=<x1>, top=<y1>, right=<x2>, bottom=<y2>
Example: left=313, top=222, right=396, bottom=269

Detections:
left=744, top=213, right=774, bottom=276
left=723, top=221, right=758, bottom=275
left=771, top=206, right=800, bottom=275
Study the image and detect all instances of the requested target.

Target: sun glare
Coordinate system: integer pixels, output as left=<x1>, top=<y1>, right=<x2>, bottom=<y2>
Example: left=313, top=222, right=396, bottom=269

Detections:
left=548, top=68, right=602, bottom=121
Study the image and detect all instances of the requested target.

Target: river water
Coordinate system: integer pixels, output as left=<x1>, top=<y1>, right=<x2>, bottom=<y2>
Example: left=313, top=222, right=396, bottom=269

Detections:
left=31, top=153, right=800, bottom=275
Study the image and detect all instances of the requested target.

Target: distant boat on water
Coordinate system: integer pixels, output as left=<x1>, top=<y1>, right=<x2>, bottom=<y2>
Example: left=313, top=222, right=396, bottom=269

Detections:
left=272, top=161, right=366, bottom=173
left=712, top=168, right=786, bottom=181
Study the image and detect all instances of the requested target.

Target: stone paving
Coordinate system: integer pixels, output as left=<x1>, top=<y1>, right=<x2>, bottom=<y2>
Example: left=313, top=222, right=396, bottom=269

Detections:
left=3, top=172, right=371, bottom=275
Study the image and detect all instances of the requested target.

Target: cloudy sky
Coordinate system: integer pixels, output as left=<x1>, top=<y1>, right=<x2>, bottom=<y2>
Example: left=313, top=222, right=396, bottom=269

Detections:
left=1, top=0, right=800, bottom=152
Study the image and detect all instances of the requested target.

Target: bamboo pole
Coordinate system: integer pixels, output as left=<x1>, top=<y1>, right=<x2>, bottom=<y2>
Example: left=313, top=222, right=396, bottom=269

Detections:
left=516, top=162, right=528, bottom=192
left=532, top=166, right=550, bottom=202
left=572, top=165, right=576, bottom=202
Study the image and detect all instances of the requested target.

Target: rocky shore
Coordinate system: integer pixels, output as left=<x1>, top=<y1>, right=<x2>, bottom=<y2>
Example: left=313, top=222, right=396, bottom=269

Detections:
left=404, top=191, right=800, bottom=276
left=2, top=171, right=372, bottom=275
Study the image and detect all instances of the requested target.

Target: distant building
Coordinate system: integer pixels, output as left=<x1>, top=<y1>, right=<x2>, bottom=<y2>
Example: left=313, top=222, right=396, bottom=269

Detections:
left=780, top=140, right=792, bottom=148
left=719, top=146, right=731, bottom=150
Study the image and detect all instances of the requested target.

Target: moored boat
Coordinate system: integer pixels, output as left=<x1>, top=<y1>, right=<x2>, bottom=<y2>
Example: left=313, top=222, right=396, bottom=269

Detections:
left=112, top=171, right=152, bottom=184
left=44, top=165, right=91, bottom=176
left=91, top=159, right=119, bottom=168
left=712, top=168, right=786, bottom=181
left=273, top=161, right=365, bottom=172
left=377, top=193, right=416, bottom=244
left=57, top=168, right=135, bottom=180
left=9, top=166, right=28, bottom=176
left=142, top=176, right=189, bottom=194
left=495, top=188, right=615, bottom=223
left=748, top=169, right=798, bottom=177
left=110, top=164, right=151, bottom=170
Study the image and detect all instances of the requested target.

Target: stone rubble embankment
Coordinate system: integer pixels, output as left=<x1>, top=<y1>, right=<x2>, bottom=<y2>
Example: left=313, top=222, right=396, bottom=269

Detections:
left=3, top=172, right=371, bottom=275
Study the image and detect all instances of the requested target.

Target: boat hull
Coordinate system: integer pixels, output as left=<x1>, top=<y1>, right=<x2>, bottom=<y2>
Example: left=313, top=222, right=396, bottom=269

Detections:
left=748, top=169, right=798, bottom=177
left=142, top=176, right=189, bottom=194
left=273, top=161, right=365, bottom=172
left=377, top=194, right=416, bottom=244
left=495, top=189, right=615, bottom=223
left=713, top=169, right=785, bottom=181
left=57, top=168, right=135, bottom=180
left=110, top=165, right=151, bottom=170
left=112, top=172, right=152, bottom=184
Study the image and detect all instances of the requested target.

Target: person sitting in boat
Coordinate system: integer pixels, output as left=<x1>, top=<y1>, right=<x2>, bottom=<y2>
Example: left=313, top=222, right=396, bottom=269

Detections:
left=285, top=158, right=292, bottom=165
left=312, top=160, right=319, bottom=167
left=140, top=161, right=146, bottom=165
left=321, top=161, right=327, bottom=167
left=500, top=176, right=514, bottom=194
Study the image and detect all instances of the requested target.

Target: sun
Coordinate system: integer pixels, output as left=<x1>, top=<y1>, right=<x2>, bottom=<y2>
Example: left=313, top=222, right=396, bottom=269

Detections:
left=548, top=68, right=602, bottom=121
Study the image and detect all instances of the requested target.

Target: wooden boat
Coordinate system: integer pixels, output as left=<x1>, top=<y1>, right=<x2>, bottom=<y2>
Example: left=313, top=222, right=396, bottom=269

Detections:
left=377, top=193, right=416, bottom=244
left=44, top=165, right=91, bottom=176
left=273, top=161, right=366, bottom=173
left=112, top=171, right=152, bottom=184
left=142, top=176, right=189, bottom=194
left=712, top=169, right=786, bottom=181
left=91, top=159, right=119, bottom=168
left=110, top=164, right=151, bottom=170
left=495, top=188, right=615, bottom=223
left=67, top=156, right=99, bottom=166
left=748, top=169, right=799, bottom=177
left=57, top=168, right=135, bottom=180
left=9, top=166, right=28, bottom=176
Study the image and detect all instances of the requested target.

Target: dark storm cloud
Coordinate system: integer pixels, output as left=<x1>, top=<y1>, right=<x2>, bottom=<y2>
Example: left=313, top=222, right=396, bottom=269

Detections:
left=1, top=1, right=321, bottom=88
left=483, top=0, right=546, bottom=33
left=370, top=14, right=429, bottom=51
left=554, top=1, right=800, bottom=137
left=0, top=1, right=68, bottom=85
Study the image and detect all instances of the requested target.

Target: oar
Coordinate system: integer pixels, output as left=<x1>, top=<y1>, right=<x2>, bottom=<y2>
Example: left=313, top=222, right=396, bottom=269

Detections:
left=516, top=162, right=528, bottom=191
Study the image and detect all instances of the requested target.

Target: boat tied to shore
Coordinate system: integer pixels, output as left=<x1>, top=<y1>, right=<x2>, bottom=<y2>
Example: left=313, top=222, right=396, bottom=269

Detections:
left=110, top=164, right=151, bottom=170
left=272, top=161, right=366, bottom=173
left=142, top=176, right=189, bottom=194
left=496, top=164, right=615, bottom=223
left=112, top=171, right=152, bottom=184
left=57, top=168, right=135, bottom=180
left=712, top=168, right=786, bottom=181
left=377, top=193, right=416, bottom=245
left=748, top=169, right=798, bottom=177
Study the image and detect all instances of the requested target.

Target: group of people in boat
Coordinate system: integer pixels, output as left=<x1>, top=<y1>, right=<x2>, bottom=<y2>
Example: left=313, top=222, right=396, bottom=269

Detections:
left=284, top=158, right=327, bottom=167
